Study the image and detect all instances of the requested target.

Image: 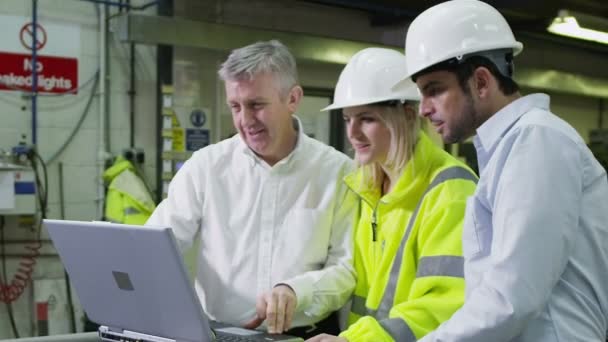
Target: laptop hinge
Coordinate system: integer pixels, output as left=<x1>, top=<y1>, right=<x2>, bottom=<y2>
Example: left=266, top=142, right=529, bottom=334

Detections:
left=107, top=326, right=123, bottom=333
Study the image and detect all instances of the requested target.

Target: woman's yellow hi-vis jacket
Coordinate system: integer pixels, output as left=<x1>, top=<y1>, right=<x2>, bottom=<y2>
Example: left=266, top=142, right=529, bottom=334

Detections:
left=340, top=132, right=477, bottom=342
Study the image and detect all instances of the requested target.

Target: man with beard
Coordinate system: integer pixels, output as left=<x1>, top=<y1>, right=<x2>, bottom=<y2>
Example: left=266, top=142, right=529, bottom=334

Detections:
left=393, top=0, right=608, bottom=341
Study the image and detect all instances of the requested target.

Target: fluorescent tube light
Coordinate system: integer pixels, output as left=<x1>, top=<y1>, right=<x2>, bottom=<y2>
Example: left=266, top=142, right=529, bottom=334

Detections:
left=547, top=10, right=608, bottom=45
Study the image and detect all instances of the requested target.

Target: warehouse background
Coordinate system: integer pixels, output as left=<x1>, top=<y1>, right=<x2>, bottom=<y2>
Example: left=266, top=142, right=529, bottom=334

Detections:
left=0, top=0, right=607, bottom=338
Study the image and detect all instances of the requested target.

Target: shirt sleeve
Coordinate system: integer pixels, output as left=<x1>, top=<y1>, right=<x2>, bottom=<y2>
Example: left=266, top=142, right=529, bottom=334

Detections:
left=280, top=165, right=358, bottom=318
left=146, top=153, right=204, bottom=253
left=420, top=125, right=582, bottom=341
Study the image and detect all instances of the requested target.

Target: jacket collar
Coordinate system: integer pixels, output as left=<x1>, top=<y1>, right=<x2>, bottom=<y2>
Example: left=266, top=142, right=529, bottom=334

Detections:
left=345, top=131, right=435, bottom=207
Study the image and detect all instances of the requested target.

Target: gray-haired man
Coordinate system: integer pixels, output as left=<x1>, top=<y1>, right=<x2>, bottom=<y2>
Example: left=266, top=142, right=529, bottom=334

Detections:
left=147, top=40, right=356, bottom=338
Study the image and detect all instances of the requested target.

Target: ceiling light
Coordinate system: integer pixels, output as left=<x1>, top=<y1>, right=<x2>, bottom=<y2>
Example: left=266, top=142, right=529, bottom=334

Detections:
left=547, top=10, right=608, bottom=45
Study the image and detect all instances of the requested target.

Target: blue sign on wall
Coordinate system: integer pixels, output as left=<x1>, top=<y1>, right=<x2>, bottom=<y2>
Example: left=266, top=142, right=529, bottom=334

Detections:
left=190, top=109, right=206, bottom=127
left=186, top=129, right=210, bottom=151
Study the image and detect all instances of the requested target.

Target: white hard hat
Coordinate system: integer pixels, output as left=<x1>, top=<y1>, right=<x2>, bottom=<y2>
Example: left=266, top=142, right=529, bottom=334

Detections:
left=394, top=0, right=523, bottom=88
left=322, top=47, right=420, bottom=111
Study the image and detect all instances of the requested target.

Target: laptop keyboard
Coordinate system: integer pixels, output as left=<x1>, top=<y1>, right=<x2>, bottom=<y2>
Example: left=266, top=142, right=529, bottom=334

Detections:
left=216, top=334, right=259, bottom=341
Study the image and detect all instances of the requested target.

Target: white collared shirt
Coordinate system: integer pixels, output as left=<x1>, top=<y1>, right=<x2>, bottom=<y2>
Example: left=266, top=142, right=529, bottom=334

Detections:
left=421, top=94, right=608, bottom=341
left=147, top=117, right=356, bottom=328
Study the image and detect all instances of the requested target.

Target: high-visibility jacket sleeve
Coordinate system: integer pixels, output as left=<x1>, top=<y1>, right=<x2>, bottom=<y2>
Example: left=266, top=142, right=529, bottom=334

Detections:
left=341, top=183, right=469, bottom=342
left=340, top=316, right=395, bottom=342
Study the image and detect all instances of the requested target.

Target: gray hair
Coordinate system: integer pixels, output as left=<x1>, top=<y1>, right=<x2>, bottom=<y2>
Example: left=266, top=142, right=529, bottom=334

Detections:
left=218, top=40, right=299, bottom=97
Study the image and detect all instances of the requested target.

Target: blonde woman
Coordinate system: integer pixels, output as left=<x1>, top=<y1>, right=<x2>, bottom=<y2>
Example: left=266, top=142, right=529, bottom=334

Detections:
left=308, top=48, right=477, bottom=342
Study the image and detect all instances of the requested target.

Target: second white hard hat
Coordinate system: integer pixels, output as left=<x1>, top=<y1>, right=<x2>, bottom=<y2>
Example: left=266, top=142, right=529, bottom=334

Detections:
left=394, top=0, right=523, bottom=88
left=322, top=47, right=420, bottom=111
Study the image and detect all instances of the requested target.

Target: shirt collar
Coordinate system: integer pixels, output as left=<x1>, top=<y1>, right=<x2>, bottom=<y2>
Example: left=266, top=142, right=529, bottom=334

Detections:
left=239, top=115, right=305, bottom=169
left=476, top=94, right=550, bottom=152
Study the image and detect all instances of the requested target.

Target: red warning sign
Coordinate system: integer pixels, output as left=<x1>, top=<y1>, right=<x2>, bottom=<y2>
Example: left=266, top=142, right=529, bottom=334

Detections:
left=19, top=23, right=47, bottom=51
left=0, top=52, right=78, bottom=94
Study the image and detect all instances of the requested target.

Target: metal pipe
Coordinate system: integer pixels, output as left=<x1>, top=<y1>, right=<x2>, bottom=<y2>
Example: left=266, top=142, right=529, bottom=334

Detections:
left=79, top=0, right=159, bottom=10
left=57, top=161, right=76, bottom=333
left=58, top=163, right=65, bottom=219
left=97, top=4, right=110, bottom=219
left=80, top=0, right=130, bottom=9
left=31, top=0, right=38, bottom=145
left=129, top=41, right=135, bottom=148
left=128, top=0, right=136, bottom=148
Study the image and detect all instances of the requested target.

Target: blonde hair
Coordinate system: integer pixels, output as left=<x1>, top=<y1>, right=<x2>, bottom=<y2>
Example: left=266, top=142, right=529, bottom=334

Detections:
left=358, top=102, right=420, bottom=190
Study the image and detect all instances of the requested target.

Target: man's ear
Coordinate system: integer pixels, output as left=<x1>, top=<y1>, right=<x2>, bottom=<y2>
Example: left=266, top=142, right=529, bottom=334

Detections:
left=472, top=66, right=493, bottom=100
left=287, top=85, right=303, bottom=113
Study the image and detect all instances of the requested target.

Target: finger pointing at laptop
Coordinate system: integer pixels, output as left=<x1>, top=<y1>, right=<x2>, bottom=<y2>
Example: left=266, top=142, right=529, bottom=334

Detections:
left=243, top=284, right=297, bottom=334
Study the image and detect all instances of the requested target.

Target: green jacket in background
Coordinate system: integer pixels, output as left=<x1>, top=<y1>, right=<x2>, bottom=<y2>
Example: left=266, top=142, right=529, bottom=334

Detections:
left=103, top=157, right=155, bottom=225
left=340, top=132, right=477, bottom=342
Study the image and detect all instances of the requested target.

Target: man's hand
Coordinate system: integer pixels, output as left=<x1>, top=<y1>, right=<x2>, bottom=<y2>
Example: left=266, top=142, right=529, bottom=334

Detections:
left=242, top=285, right=297, bottom=334
left=305, top=334, right=348, bottom=342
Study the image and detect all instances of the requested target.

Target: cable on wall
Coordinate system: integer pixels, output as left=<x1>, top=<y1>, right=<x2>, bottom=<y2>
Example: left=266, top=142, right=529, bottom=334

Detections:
left=44, top=70, right=100, bottom=165
left=0, top=217, right=20, bottom=338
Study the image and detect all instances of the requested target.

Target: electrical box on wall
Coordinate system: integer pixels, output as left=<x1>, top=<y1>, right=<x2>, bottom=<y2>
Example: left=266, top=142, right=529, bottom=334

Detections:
left=0, top=162, right=36, bottom=215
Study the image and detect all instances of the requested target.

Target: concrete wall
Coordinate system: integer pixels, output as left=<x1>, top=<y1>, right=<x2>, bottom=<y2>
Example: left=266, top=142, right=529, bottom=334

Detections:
left=0, top=0, right=157, bottom=338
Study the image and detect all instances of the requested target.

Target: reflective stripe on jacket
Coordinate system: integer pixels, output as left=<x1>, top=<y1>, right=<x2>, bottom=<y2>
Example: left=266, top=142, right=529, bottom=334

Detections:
left=103, top=157, right=155, bottom=225
left=340, top=132, right=477, bottom=342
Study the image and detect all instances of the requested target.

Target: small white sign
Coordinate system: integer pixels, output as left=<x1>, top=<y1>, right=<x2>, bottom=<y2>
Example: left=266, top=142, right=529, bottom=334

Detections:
left=0, top=171, right=16, bottom=210
left=0, top=15, right=80, bottom=57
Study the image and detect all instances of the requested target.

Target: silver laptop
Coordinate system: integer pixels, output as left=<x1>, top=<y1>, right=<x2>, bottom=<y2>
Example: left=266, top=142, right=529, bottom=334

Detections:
left=43, top=219, right=303, bottom=342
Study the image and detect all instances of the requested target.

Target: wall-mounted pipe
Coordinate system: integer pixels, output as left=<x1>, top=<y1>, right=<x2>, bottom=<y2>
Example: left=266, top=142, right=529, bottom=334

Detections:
left=31, top=0, right=39, bottom=145
left=127, top=0, right=136, bottom=148
left=79, top=0, right=159, bottom=10
left=58, top=162, right=77, bottom=334
left=97, top=5, right=111, bottom=219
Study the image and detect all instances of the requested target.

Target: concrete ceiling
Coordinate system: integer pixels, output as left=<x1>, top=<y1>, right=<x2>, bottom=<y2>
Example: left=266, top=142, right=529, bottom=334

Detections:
left=303, top=0, right=608, bottom=50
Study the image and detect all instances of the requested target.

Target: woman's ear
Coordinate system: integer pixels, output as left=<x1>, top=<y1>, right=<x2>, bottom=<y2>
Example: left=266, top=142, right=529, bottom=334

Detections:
left=403, top=102, right=418, bottom=118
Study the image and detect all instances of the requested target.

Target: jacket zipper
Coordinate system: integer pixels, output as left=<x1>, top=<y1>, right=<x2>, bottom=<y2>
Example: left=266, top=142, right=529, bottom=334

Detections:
left=345, top=182, right=379, bottom=243
left=371, top=209, right=378, bottom=242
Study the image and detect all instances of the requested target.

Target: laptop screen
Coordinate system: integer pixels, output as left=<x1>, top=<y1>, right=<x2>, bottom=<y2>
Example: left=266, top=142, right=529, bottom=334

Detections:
left=44, top=219, right=214, bottom=342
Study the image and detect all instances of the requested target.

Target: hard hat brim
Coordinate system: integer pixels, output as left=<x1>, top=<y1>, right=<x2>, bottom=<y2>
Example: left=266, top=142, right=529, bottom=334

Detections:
left=394, top=41, right=524, bottom=91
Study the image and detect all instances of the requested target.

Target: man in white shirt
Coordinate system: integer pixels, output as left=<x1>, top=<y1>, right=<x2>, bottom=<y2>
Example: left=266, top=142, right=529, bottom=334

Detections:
left=147, top=40, right=356, bottom=339
left=391, top=0, right=608, bottom=341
